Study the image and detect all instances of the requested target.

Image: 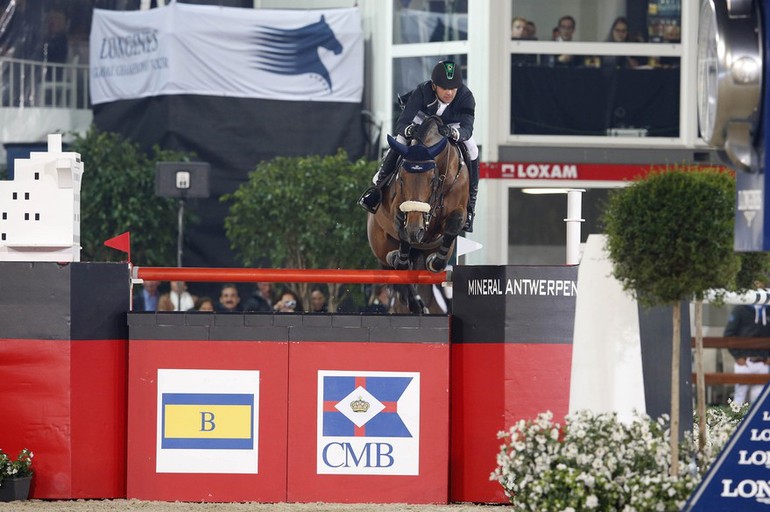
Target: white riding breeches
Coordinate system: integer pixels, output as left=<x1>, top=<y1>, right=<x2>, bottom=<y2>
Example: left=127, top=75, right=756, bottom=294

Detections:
left=733, top=359, right=769, bottom=405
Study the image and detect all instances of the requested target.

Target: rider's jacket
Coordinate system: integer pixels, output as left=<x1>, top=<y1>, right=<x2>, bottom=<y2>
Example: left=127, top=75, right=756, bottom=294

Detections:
left=396, top=80, right=476, bottom=143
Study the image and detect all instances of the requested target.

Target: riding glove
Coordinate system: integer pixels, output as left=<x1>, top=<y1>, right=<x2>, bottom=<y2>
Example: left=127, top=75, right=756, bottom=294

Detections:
left=450, top=126, right=460, bottom=142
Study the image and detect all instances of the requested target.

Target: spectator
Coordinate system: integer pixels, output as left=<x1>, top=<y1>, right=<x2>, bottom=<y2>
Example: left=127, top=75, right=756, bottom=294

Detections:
left=525, top=20, right=537, bottom=40
left=243, top=282, right=274, bottom=312
left=511, top=17, right=527, bottom=39
left=43, top=10, right=68, bottom=65
left=193, top=296, right=215, bottom=312
left=274, top=289, right=302, bottom=313
left=309, top=286, right=329, bottom=313
left=600, top=17, right=639, bottom=69
left=216, top=283, right=242, bottom=312
left=133, top=280, right=161, bottom=312
left=364, top=285, right=391, bottom=314
left=545, top=15, right=578, bottom=67
left=336, top=286, right=360, bottom=313
left=158, top=294, right=175, bottom=311
left=556, top=15, right=576, bottom=42
left=511, top=16, right=537, bottom=66
left=724, top=295, right=770, bottom=405
left=161, top=281, right=197, bottom=311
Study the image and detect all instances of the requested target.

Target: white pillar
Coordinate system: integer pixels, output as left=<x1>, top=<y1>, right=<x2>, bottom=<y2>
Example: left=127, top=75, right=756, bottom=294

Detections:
left=48, top=133, right=62, bottom=153
left=565, top=189, right=585, bottom=265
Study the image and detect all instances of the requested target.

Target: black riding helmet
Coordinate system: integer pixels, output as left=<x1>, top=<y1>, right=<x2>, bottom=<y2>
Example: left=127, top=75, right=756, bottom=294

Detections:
left=431, top=60, right=463, bottom=89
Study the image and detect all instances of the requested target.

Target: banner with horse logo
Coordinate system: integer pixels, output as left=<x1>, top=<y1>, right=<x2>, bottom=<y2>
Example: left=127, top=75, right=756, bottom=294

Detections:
left=90, top=2, right=363, bottom=105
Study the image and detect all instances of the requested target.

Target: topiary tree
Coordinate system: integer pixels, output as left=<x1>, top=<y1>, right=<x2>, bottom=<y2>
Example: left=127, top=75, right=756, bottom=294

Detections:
left=70, top=128, right=193, bottom=265
left=222, top=150, right=378, bottom=309
left=603, top=166, right=741, bottom=475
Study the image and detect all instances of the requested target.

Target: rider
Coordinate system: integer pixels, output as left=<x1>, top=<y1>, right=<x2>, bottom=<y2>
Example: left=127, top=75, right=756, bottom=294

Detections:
left=358, top=60, right=480, bottom=232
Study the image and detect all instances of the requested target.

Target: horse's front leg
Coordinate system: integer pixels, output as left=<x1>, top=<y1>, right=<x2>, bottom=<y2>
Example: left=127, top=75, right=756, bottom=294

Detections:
left=387, top=240, right=412, bottom=270
left=426, top=209, right=465, bottom=273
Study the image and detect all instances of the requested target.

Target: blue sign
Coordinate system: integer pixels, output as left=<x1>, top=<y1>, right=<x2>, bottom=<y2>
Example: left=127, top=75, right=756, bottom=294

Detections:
left=734, top=170, right=768, bottom=251
left=683, top=383, right=770, bottom=510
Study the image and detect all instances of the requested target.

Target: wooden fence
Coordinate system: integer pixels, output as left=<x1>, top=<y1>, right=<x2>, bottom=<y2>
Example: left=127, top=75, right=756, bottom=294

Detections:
left=692, top=337, right=770, bottom=385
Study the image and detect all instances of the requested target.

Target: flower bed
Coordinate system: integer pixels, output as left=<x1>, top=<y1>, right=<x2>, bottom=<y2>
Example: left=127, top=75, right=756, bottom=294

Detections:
left=491, top=405, right=746, bottom=511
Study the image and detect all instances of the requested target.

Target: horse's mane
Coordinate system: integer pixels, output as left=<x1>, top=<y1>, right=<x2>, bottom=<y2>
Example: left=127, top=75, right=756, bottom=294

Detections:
left=414, top=116, right=445, bottom=146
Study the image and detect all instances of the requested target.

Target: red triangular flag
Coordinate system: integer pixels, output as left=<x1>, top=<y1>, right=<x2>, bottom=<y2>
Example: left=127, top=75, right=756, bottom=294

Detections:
left=103, top=232, right=131, bottom=263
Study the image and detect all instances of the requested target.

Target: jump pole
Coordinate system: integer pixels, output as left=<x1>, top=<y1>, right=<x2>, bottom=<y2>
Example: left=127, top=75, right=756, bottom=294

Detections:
left=133, top=266, right=448, bottom=285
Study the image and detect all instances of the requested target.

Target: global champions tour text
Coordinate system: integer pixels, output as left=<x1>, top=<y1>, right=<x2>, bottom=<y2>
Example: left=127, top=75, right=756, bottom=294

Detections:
left=466, top=278, right=577, bottom=297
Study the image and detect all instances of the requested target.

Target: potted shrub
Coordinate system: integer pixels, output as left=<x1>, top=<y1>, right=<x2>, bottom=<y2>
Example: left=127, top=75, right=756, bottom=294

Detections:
left=0, top=448, right=33, bottom=501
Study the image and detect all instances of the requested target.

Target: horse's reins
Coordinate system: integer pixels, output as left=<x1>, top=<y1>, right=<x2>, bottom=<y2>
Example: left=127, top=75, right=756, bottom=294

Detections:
left=410, top=129, right=463, bottom=228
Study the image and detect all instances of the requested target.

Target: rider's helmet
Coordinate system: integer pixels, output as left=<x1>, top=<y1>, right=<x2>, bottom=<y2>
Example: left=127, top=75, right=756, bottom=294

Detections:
left=431, top=60, right=463, bottom=89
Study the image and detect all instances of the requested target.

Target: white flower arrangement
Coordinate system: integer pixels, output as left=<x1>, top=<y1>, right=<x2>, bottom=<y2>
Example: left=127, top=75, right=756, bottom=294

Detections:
left=491, top=403, right=747, bottom=512
left=0, top=448, right=33, bottom=485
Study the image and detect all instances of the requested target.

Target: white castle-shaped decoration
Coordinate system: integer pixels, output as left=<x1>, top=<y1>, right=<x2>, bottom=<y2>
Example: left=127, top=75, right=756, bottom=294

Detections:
left=0, top=134, right=83, bottom=262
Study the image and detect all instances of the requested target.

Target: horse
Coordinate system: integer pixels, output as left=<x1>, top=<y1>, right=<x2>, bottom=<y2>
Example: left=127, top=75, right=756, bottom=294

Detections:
left=252, top=15, right=343, bottom=93
left=366, top=115, right=469, bottom=314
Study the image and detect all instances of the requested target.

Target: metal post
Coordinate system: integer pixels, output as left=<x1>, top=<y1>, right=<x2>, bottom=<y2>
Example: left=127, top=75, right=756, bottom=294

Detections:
left=565, top=189, right=585, bottom=265
left=177, top=199, right=184, bottom=268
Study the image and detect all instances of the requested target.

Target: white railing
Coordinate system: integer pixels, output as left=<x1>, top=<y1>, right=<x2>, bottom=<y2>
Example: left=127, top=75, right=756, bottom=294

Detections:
left=0, top=57, right=90, bottom=110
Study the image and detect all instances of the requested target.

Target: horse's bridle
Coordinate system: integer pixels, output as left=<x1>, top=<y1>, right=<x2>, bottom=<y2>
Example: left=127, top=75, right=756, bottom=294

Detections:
left=397, top=128, right=462, bottom=231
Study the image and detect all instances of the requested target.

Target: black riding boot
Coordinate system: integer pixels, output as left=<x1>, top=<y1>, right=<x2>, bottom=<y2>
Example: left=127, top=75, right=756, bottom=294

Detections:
left=464, top=158, right=479, bottom=232
left=358, top=149, right=400, bottom=214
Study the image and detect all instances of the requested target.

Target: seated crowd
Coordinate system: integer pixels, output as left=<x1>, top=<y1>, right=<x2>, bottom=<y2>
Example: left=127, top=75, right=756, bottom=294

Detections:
left=131, top=280, right=399, bottom=314
left=511, top=13, right=679, bottom=69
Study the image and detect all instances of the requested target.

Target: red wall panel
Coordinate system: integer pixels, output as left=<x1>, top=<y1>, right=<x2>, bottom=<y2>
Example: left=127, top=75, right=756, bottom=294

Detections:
left=126, top=339, right=289, bottom=502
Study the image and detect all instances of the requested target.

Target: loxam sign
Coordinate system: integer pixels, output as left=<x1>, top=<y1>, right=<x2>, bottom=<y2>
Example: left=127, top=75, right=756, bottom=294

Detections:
left=479, top=162, right=727, bottom=181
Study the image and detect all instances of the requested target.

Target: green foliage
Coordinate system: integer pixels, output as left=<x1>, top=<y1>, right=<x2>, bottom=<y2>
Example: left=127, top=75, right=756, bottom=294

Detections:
left=222, top=150, right=378, bottom=307
left=69, top=128, right=192, bottom=265
left=603, top=167, right=741, bottom=306
left=735, top=251, right=770, bottom=290
left=0, top=448, right=33, bottom=481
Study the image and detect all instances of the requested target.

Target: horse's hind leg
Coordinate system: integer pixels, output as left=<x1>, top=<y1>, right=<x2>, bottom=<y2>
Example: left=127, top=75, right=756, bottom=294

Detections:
left=426, top=210, right=465, bottom=273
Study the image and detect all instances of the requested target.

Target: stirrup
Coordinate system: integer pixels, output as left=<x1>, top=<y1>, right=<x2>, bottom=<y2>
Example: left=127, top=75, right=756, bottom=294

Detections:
left=463, top=211, right=474, bottom=232
left=358, top=187, right=382, bottom=214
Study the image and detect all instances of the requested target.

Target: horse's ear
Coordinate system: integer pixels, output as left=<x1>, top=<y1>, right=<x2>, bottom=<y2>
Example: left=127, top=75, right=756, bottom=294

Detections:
left=426, top=137, right=448, bottom=159
left=387, top=135, right=410, bottom=157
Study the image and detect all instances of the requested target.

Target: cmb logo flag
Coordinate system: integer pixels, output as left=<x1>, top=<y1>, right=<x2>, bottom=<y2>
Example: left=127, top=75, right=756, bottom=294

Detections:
left=683, top=383, right=770, bottom=511
left=317, top=371, right=420, bottom=475
left=156, top=369, right=259, bottom=474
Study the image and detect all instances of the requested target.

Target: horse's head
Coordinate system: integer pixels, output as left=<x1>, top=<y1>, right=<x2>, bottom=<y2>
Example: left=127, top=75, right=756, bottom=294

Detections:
left=387, top=132, right=448, bottom=244
left=316, top=15, right=343, bottom=55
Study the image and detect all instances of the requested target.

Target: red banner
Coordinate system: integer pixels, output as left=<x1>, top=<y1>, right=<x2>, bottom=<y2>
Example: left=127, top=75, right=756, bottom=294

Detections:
left=481, top=162, right=661, bottom=181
